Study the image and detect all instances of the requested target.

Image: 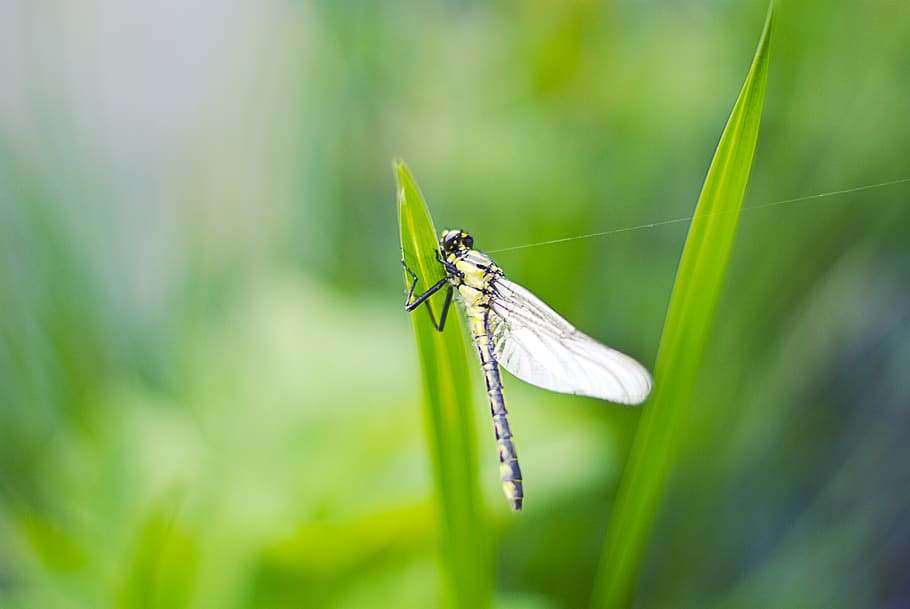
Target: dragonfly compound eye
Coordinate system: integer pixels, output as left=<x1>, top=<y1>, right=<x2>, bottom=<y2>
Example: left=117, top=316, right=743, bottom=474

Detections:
left=441, top=229, right=461, bottom=252
left=461, top=233, right=474, bottom=248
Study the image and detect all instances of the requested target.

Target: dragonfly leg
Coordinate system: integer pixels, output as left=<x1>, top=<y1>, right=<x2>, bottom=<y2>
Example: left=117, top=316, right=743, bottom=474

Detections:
left=403, top=260, right=421, bottom=305
left=402, top=259, right=452, bottom=332
left=436, top=249, right=462, bottom=278
left=433, top=284, right=453, bottom=331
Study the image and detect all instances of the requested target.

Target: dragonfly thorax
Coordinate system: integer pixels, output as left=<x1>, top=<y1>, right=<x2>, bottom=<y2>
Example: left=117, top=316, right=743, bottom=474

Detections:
left=440, top=230, right=501, bottom=310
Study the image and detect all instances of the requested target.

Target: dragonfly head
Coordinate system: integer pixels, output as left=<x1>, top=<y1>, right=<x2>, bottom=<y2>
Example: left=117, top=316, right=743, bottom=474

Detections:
left=440, top=229, right=474, bottom=254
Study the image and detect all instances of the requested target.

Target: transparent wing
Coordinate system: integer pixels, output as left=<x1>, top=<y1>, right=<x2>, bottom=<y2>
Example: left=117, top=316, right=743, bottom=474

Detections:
left=488, top=276, right=652, bottom=405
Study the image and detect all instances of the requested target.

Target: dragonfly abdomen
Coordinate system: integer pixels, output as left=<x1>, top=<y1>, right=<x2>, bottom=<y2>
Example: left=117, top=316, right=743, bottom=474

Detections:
left=472, top=309, right=524, bottom=511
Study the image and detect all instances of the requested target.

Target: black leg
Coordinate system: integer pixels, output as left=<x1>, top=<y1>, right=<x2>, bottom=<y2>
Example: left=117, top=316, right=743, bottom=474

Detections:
left=403, top=261, right=421, bottom=306
left=433, top=285, right=453, bottom=332
left=402, top=259, right=453, bottom=332
left=436, top=249, right=461, bottom=278
left=403, top=260, right=448, bottom=311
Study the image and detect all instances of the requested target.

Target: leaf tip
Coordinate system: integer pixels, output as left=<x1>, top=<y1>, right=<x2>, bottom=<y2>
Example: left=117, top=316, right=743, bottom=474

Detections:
left=393, top=157, right=412, bottom=186
left=762, top=1, right=776, bottom=44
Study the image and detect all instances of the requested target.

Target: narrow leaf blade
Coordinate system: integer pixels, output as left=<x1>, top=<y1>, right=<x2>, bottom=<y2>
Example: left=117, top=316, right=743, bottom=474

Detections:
left=592, top=8, right=775, bottom=609
left=396, top=160, right=492, bottom=609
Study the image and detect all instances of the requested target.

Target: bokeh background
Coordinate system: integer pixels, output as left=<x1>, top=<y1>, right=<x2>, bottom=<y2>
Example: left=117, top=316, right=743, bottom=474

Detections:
left=2, top=1, right=909, bottom=608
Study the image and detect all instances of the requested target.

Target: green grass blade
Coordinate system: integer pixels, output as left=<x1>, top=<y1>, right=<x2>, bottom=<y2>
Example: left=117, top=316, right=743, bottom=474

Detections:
left=591, top=7, right=775, bottom=609
left=396, top=160, right=492, bottom=609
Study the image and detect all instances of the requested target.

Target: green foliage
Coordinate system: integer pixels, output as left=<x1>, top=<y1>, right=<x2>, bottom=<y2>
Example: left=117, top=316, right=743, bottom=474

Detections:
left=117, top=496, right=197, bottom=609
left=397, top=161, right=492, bottom=609
left=3, top=2, right=910, bottom=609
left=592, top=8, right=775, bottom=608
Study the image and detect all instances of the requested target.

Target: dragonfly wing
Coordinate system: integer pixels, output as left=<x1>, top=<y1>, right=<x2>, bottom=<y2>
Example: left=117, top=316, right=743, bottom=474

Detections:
left=488, top=276, right=652, bottom=405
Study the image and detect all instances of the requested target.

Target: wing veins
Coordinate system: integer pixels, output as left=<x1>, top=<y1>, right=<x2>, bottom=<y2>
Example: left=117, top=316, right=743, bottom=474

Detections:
left=488, top=276, right=650, bottom=403
left=493, top=306, right=632, bottom=398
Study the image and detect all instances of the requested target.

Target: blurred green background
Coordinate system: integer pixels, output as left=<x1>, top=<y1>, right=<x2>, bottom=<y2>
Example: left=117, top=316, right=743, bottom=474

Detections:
left=2, top=1, right=909, bottom=608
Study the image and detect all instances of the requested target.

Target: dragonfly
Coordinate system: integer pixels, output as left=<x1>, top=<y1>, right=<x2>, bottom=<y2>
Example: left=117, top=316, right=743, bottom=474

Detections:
left=404, top=229, right=652, bottom=511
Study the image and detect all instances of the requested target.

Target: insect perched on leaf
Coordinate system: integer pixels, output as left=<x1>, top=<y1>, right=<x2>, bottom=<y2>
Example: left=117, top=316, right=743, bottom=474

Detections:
left=404, top=229, right=652, bottom=511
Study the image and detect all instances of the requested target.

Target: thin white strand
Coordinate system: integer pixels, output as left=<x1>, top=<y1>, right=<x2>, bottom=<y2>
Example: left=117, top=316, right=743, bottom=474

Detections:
left=486, top=177, right=910, bottom=254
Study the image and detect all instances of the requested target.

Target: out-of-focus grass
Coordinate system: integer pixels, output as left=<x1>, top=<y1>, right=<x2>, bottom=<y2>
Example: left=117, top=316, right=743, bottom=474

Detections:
left=397, top=160, right=492, bottom=609
left=592, top=7, right=774, bottom=608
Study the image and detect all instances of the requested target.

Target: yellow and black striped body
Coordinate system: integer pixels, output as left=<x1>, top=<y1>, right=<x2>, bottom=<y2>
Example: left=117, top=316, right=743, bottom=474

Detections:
left=443, top=235, right=524, bottom=511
